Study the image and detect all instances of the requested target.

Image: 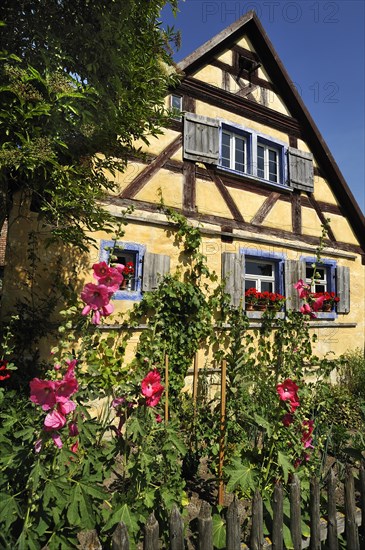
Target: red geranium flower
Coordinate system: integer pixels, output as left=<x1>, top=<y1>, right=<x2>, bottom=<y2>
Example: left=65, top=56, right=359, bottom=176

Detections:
left=0, top=360, right=10, bottom=381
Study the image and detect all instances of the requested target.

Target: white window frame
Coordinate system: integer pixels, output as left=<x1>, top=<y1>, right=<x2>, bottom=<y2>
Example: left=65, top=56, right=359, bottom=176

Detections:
left=221, top=130, right=247, bottom=173
left=245, top=259, right=276, bottom=292
left=170, top=94, right=182, bottom=120
left=305, top=265, right=328, bottom=293
left=257, top=142, right=280, bottom=183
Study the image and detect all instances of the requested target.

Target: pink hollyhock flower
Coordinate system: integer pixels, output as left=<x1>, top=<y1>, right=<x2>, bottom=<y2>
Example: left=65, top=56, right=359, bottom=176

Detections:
left=98, top=267, right=124, bottom=292
left=70, top=440, right=79, bottom=454
left=290, top=399, right=300, bottom=413
left=300, top=303, right=316, bottom=318
left=301, top=420, right=314, bottom=449
left=113, top=264, right=125, bottom=275
left=294, top=458, right=302, bottom=469
left=81, top=283, right=111, bottom=310
left=65, top=358, right=77, bottom=375
left=146, top=386, right=164, bottom=407
left=141, top=369, right=164, bottom=407
left=312, top=294, right=326, bottom=312
left=44, top=410, right=67, bottom=430
left=54, top=363, right=61, bottom=371
left=276, top=379, right=299, bottom=402
left=112, top=397, right=125, bottom=408
left=51, top=432, right=63, bottom=449
left=155, top=414, right=162, bottom=423
left=57, top=399, right=76, bottom=415
left=92, top=262, right=111, bottom=280
left=294, top=279, right=310, bottom=299
left=30, top=378, right=58, bottom=411
left=68, top=421, right=79, bottom=437
left=282, top=413, right=294, bottom=427
left=56, top=377, right=78, bottom=403
left=34, top=439, right=43, bottom=453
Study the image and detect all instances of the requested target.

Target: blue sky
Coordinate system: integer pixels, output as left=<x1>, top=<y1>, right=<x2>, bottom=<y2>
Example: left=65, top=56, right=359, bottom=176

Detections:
left=162, top=0, right=365, bottom=214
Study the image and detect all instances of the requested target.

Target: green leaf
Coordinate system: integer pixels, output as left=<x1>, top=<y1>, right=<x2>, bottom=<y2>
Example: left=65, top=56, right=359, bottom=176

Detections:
left=225, top=459, right=257, bottom=494
left=283, top=522, right=294, bottom=549
left=277, top=451, right=294, bottom=484
left=79, top=482, right=107, bottom=500
left=67, top=484, right=82, bottom=526
left=212, top=513, right=226, bottom=549
left=164, top=430, right=187, bottom=456
left=253, top=413, right=272, bottom=438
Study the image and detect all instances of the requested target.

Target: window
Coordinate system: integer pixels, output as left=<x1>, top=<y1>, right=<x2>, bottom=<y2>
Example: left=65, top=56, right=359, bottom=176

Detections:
left=113, top=249, right=138, bottom=292
left=170, top=94, right=182, bottom=120
left=222, top=250, right=285, bottom=309
left=305, top=265, right=328, bottom=293
left=257, top=141, right=280, bottom=183
left=221, top=130, right=247, bottom=173
left=245, top=259, right=276, bottom=292
left=218, top=124, right=285, bottom=185
left=100, top=240, right=146, bottom=301
left=183, top=113, right=314, bottom=191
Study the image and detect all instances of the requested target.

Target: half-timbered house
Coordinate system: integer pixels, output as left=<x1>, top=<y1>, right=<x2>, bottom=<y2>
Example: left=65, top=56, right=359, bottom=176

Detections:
left=3, top=11, right=365, bottom=359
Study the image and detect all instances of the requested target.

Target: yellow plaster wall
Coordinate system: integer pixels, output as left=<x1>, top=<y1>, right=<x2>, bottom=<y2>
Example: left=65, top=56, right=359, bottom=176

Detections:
left=216, top=50, right=232, bottom=65
left=329, top=214, right=360, bottom=246
left=301, top=207, right=323, bottom=237
left=195, top=100, right=289, bottom=143
left=313, top=176, right=339, bottom=206
left=133, top=129, right=180, bottom=157
left=111, top=162, right=146, bottom=194
left=134, top=169, right=183, bottom=209
left=196, top=178, right=234, bottom=219
left=262, top=200, right=293, bottom=232
left=193, top=65, right=222, bottom=88
left=170, top=146, right=183, bottom=163
left=250, top=86, right=291, bottom=116
left=227, top=188, right=267, bottom=221
left=257, top=66, right=271, bottom=83
left=236, top=36, right=253, bottom=51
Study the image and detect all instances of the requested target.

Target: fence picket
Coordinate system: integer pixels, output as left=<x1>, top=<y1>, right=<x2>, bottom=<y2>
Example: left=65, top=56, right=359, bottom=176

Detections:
left=327, top=467, right=338, bottom=550
left=144, top=512, right=159, bottom=550
left=360, top=461, right=365, bottom=541
left=272, top=482, right=283, bottom=550
left=169, top=504, right=184, bottom=550
left=226, top=497, right=240, bottom=550
left=345, top=466, right=360, bottom=550
left=112, top=522, right=130, bottom=550
left=250, top=489, right=264, bottom=550
left=198, top=500, right=213, bottom=550
left=309, top=477, right=320, bottom=549
left=290, top=475, right=302, bottom=550
left=69, top=462, right=365, bottom=549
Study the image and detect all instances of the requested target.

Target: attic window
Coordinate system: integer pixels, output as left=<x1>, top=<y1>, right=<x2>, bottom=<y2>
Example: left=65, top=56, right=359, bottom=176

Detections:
left=170, top=94, right=182, bottom=120
left=235, top=52, right=261, bottom=82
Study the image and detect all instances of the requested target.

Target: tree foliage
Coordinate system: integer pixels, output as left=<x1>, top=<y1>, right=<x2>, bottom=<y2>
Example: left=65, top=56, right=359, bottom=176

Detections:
left=0, top=1, right=179, bottom=248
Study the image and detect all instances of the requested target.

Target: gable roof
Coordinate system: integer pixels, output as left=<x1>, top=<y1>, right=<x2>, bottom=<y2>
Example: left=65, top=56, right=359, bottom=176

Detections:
left=177, top=11, right=365, bottom=253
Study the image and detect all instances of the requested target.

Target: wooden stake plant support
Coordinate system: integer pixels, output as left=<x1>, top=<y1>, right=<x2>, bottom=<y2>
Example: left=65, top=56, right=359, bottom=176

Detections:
left=192, top=352, right=199, bottom=415
left=218, top=359, right=227, bottom=506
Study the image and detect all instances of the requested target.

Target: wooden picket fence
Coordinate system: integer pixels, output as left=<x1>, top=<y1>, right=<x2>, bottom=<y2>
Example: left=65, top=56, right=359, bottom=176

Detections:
left=77, top=464, right=365, bottom=549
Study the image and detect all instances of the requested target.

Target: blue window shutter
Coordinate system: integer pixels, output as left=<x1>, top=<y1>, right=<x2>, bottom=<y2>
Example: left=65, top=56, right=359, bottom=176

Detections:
left=222, top=252, right=245, bottom=308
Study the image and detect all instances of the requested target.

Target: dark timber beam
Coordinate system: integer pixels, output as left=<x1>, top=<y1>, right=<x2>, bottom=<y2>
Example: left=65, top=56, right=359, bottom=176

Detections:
left=119, top=135, right=182, bottom=199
